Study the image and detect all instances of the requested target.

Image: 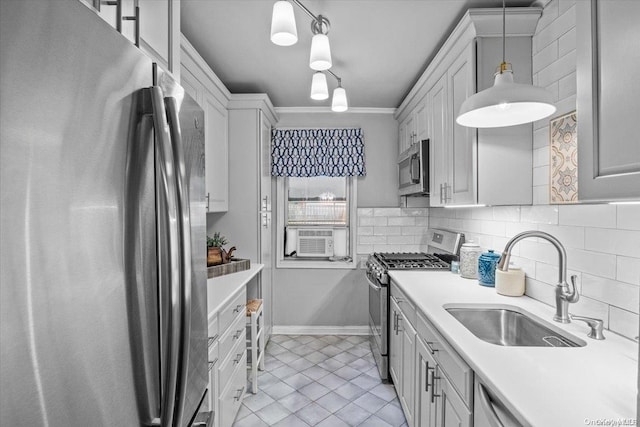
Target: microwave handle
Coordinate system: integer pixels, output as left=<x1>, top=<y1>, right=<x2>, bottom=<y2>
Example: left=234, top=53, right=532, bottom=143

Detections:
left=410, top=153, right=420, bottom=183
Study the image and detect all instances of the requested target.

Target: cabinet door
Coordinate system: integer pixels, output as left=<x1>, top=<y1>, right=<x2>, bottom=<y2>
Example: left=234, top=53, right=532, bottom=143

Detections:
left=577, top=0, right=640, bottom=201
left=447, top=45, right=476, bottom=205
left=82, top=0, right=135, bottom=42
left=415, top=101, right=428, bottom=142
left=399, top=120, right=408, bottom=156
left=259, top=112, right=273, bottom=338
left=416, top=339, right=437, bottom=427
left=389, top=298, right=402, bottom=386
left=203, top=90, right=229, bottom=212
left=400, top=313, right=416, bottom=427
left=138, top=0, right=170, bottom=70
left=435, top=373, right=472, bottom=427
left=429, top=74, right=448, bottom=207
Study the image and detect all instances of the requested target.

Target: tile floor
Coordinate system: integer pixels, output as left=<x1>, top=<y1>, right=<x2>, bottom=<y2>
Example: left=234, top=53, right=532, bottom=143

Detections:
left=233, top=335, right=407, bottom=427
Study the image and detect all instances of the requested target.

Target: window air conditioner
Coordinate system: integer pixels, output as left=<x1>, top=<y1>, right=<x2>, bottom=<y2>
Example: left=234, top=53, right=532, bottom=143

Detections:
left=296, top=228, right=334, bottom=257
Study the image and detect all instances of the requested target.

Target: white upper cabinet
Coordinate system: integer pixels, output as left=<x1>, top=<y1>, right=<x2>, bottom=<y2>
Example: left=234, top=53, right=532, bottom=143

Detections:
left=81, top=0, right=180, bottom=77
left=577, top=0, right=640, bottom=201
left=397, top=8, right=542, bottom=206
left=181, top=35, right=231, bottom=213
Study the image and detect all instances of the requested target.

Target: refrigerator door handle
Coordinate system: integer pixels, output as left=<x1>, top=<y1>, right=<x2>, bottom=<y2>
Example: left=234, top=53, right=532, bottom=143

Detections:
left=148, top=86, right=182, bottom=427
left=164, top=96, right=193, bottom=427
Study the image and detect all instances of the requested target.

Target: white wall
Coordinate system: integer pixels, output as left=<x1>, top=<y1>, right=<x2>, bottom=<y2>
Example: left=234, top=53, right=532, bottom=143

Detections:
left=272, top=111, right=399, bottom=330
left=428, top=0, right=639, bottom=341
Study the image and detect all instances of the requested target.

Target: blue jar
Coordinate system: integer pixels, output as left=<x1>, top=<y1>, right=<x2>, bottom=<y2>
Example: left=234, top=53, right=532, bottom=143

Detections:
left=478, top=250, right=501, bottom=287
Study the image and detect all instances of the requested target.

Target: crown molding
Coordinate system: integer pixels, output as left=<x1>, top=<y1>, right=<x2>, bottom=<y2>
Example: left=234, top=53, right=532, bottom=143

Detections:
left=275, top=107, right=397, bottom=115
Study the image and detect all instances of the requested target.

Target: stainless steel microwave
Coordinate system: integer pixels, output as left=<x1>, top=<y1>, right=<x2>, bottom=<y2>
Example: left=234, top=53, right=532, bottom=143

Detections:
left=398, top=139, right=429, bottom=196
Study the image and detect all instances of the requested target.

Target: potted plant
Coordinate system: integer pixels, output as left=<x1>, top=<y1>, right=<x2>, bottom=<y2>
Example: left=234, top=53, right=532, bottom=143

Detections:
left=207, top=232, right=236, bottom=266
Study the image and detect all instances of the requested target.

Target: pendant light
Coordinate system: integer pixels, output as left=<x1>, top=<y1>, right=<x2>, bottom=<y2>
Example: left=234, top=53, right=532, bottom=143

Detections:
left=329, top=72, right=348, bottom=112
left=309, top=16, right=332, bottom=70
left=310, top=72, right=329, bottom=100
left=456, top=0, right=556, bottom=128
left=270, top=1, right=298, bottom=46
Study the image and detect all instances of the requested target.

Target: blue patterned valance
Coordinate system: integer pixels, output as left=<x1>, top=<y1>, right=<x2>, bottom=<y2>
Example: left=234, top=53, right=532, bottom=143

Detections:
left=271, top=128, right=366, bottom=177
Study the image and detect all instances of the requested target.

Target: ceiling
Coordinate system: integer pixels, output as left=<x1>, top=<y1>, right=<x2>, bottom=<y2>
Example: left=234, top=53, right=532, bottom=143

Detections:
left=181, top=0, right=535, bottom=109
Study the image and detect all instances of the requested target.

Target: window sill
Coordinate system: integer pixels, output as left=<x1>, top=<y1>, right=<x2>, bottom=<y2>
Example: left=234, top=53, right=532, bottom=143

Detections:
left=276, top=257, right=357, bottom=270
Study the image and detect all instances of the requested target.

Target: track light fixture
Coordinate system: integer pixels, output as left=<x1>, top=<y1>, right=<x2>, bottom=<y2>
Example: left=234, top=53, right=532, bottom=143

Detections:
left=270, top=0, right=349, bottom=111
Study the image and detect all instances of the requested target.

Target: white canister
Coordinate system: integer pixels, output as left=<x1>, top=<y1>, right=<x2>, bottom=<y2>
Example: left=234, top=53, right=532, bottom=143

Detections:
left=459, top=241, right=482, bottom=279
left=495, top=264, right=525, bottom=296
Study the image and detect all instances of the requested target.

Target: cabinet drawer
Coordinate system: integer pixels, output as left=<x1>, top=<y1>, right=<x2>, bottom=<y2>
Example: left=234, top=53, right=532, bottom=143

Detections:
left=207, top=340, right=219, bottom=413
left=208, top=313, right=219, bottom=342
left=218, top=336, right=246, bottom=392
left=218, top=310, right=246, bottom=362
left=219, top=290, right=246, bottom=334
left=391, top=281, right=416, bottom=328
left=219, top=351, right=247, bottom=427
left=417, top=311, right=473, bottom=406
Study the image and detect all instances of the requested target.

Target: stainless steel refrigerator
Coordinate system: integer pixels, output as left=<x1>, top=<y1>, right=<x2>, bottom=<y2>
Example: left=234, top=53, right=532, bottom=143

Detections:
left=0, top=1, right=209, bottom=426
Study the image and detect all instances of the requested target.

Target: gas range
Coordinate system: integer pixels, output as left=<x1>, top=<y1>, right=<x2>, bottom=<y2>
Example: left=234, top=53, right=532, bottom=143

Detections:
left=365, top=229, right=465, bottom=286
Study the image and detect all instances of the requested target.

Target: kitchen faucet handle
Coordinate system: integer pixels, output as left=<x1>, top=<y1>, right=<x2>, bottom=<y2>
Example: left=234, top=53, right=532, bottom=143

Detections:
left=570, top=314, right=605, bottom=340
left=565, top=275, right=580, bottom=303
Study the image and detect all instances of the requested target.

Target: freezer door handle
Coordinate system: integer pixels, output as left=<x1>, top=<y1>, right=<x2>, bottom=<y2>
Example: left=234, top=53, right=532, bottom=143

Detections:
left=165, top=95, right=194, bottom=427
left=148, top=86, right=183, bottom=427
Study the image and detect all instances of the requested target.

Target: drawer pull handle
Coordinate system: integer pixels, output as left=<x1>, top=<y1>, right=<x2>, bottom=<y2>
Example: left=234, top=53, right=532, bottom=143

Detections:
left=233, top=353, right=243, bottom=364
left=430, top=369, right=441, bottom=403
left=425, top=361, right=435, bottom=392
left=234, top=386, right=245, bottom=401
left=233, top=304, right=244, bottom=314
left=207, top=335, right=219, bottom=347
left=208, top=358, right=218, bottom=372
left=233, top=329, right=243, bottom=340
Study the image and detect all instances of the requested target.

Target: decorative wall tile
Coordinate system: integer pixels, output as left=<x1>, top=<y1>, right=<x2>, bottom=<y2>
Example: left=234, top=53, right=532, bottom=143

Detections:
left=549, top=111, right=578, bottom=204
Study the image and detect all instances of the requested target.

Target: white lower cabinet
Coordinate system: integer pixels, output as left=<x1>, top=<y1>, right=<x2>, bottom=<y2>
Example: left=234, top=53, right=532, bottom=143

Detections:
left=391, top=282, right=474, bottom=427
left=207, top=288, right=246, bottom=427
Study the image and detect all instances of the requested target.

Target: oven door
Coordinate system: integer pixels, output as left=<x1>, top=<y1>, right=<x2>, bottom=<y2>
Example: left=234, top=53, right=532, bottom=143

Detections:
left=367, top=271, right=388, bottom=355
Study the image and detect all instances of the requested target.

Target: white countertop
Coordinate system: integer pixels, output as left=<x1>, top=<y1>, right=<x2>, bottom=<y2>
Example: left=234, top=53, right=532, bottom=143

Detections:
left=207, top=264, right=264, bottom=319
left=388, top=270, right=638, bottom=426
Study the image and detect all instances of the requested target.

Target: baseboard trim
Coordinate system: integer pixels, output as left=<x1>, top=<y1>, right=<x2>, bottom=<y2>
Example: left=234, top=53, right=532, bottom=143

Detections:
left=272, top=325, right=371, bottom=336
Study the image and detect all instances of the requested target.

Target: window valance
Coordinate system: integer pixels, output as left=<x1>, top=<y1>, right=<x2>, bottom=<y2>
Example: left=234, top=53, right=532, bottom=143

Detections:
left=271, top=128, right=366, bottom=177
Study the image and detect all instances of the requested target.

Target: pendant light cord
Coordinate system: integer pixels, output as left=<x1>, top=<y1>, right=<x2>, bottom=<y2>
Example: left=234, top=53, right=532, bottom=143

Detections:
left=501, top=0, right=506, bottom=72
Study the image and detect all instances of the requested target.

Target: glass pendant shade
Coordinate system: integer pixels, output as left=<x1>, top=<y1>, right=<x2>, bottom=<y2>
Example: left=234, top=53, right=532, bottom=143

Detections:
left=270, top=1, right=298, bottom=46
left=310, top=72, right=329, bottom=100
left=309, top=34, right=332, bottom=71
left=457, top=69, right=556, bottom=128
left=331, top=86, right=348, bottom=112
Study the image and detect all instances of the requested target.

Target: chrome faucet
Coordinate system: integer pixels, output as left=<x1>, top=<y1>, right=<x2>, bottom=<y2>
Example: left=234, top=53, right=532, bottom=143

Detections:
left=497, top=231, right=579, bottom=323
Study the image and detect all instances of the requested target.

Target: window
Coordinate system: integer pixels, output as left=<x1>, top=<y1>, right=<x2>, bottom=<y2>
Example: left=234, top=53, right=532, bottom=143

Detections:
left=287, top=177, right=348, bottom=226
left=276, top=176, right=357, bottom=269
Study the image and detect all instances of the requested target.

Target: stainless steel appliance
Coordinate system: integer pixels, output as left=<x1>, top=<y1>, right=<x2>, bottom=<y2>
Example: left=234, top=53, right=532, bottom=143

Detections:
left=398, top=139, right=429, bottom=196
left=0, top=1, right=208, bottom=426
left=366, top=229, right=464, bottom=380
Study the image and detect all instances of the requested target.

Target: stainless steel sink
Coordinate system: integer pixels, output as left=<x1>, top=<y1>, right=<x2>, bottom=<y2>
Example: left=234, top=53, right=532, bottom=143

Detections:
left=444, top=304, right=585, bottom=347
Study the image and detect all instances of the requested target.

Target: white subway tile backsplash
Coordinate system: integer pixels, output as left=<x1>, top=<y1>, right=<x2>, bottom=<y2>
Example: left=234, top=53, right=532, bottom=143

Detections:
left=388, top=216, right=416, bottom=227
left=358, top=208, right=374, bottom=217
left=609, top=307, right=639, bottom=341
left=533, top=40, right=559, bottom=73
left=585, top=228, right=640, bottom=258
left=373, top=208, right=401, bottom=217
left=533, top=126, right=549, bottom=149
left=559, top=204, right=616, bottom=228
left=462, top=219, right=483, bottom=234
left=359, top=235, right=387, bottom=245
left=481, top=221, right=506, bottom=237
left=581, top=274, right=639, bottom=314
left=520, top=241, right=559, bottom=265
left=558, top=26, right=576, bottom=56
left=428, top=217, right=449, bottom=229
left=505, top=222, right=539, bottom=239
left=533, top=166, right=549, bottom=187
left=387, top=235, right=416, bottom=245
left=533, top=3, right=575, bottom=52
left=373, top=226, right=401, bottom=236
left=356, top=244, right=373, bottom=255
left=536, top=50, right=576, bottom=88
left=537, top=224, right=585, bottom=249
left=414, top=216, right=428, bottom=227
left=471, top=208, right=495, bottom=221
left=558, top=71, right=576, bottom=99
left=524, top=278, right=555, bottom=307
left=402, top=226, right=428, bottom=236
left=358, top=226, right=373, bottom=236
left=534, top=0, right=559, bottom=36
left=359, top=217, right=387, bottom=227
left=520, top=205, right=559, bottom=224
left=533, top=146, right=550, bottom=168
left=617, top=205, right=640, bottom=231
left=492, top=206, right=521, bottom=222
left=535, top=261, right=581, bottom=288
left=401, top=208, right=428, bottom=217
left=566, top=248, right=617, bottom=279
left=554, top=94, right=577, bottom=117
left=616, top=256, right=640, bottom=286
left=558, top=0, right=576, bottom=15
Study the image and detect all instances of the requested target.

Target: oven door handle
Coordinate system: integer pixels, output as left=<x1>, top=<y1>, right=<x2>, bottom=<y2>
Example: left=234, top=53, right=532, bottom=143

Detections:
left=366, top=273, right=382, bottom=291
